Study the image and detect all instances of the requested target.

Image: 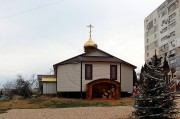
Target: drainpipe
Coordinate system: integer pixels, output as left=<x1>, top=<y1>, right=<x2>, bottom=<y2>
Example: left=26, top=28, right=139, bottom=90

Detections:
left=54, top=66, right=58, bottom=95
left=120, top=63, right=122, bottom=83
left=120, top=63, right=122, bottom=96
left=80, top=62, right=83, bottom=99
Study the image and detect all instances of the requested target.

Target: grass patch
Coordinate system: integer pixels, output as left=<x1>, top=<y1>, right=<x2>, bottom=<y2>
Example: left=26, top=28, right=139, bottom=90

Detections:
left=27, top=98, right=43, bottom=104
left=0, top=97, right=134, bottom=109
left=54, top=102, right=110, bottom=108
left=27, top=97, right=112, bottom=108
left=0, top=99, right=10, bottom=102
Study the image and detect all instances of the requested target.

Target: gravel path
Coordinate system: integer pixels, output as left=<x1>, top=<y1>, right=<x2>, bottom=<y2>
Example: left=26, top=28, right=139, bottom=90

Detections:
left=0, top=96, right=180, bottom=119
left=0, top=106, right=133, bottom=119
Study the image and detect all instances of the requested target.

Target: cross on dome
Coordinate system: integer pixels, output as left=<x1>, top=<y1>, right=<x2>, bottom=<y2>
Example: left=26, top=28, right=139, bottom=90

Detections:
left=87, top=24, right=94, bottom=39
left=84, top=24, right=98, bottom=52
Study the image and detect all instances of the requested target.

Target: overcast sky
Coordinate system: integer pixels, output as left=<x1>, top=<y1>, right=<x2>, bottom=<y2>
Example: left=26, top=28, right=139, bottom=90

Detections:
left=0, top=0, right=165, bottom=85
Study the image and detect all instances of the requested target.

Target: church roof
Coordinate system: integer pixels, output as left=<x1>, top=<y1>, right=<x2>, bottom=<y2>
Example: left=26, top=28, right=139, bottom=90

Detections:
left=53, top=48, right=136, bottom=69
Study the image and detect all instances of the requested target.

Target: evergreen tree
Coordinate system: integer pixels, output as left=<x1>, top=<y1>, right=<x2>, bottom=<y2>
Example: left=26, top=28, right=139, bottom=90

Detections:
left=162, top=54, right=169, bottom=70
left=133, top=53, right=178, bottom=119
left=133, top=69, right=138, bottom=86
left=144, top=63, right=148, bottom=71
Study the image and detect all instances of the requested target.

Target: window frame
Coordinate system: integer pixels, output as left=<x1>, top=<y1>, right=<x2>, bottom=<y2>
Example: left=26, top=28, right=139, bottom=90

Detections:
left=147, top=53, right=149, bottom=57
left=85, top=64, right=93, bottom=80
left=146, top=39, right=149, bottom=43
left=110, top=65, right=117, bottom=80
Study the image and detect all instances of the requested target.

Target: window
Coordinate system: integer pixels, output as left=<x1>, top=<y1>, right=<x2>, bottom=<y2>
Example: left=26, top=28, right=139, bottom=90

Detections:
left=167, top=0, right=173, bottom=4
left=169, top=21, right=176, bottom=29
left=146, top=46, right=149, bottom=51
left=154, top=34, right=157, bottom=38
left=146, top=39, right=149, bottom=43
left=170, top=40, right=176, bottom=47
left=147, top=20, right=153, bottom=30
left=170, top=31, right=175, bottom=37
left=161, top=20, right=168, bottom=26
left=154, top=26, right=157, bottom=32
left=168, top=1, right=178, bottom=14
left=169, top=12, right=176, bottom=21
left=161, top=35, right=168, bottom=41
left=160, top=27, right=167, bottom=33
left=85, top=64, right=92, bottom=80
left=169, top=49, right=176, bottom=57
left=110, top=65, right=117, bottom=80
left=158, top=2, right=167, bottom=11
left=163, top=43, right=169, bottom=49
left=147, top=53, right=149, bottom=57
left=162, top=10, right=167, bottom=17
left=154, top=19, right=156, bottom=23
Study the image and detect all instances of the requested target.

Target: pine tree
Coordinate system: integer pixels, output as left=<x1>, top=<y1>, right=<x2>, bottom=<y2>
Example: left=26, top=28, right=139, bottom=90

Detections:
left=133, top=53, right=178, bottom=119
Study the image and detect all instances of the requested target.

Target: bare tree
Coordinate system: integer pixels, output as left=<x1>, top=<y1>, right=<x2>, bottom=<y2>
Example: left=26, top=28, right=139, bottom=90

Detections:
left=27, top=74, right=39, bottom=94
left=3, top=74, right=39, bottom=99
left=3, top=80, right=15, bottom=99
left=15, top=74, right=39, bottom=98
left=15, top=74, right=31, bottom=98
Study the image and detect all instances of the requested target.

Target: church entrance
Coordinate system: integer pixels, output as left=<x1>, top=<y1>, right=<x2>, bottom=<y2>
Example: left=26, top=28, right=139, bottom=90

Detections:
left=86, top=79, right=121, bottom=100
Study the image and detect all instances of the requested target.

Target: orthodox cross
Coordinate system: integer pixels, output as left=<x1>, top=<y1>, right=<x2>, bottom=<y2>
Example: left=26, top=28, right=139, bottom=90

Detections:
left=87, top=24, right=94, bottom=38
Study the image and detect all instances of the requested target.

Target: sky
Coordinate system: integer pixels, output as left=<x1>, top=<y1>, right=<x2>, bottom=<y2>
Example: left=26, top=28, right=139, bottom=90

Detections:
left=0, top=0, right=165, bottom=85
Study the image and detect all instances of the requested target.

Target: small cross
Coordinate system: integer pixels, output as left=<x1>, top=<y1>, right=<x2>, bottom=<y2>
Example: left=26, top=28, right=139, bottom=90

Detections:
left=87, top=24, right=94, bottom=38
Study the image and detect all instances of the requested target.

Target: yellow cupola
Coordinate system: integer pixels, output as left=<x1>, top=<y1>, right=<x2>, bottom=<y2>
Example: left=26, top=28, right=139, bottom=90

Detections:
left=84, top=24, right=98, bottom=52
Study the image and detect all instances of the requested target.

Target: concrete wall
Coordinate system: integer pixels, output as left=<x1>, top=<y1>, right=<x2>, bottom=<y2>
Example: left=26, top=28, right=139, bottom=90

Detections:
left=144, top=9, right=159, bottom=61
left=145, top=0, right=180, bottom=76
left=145, top=0, right=180, bottom=59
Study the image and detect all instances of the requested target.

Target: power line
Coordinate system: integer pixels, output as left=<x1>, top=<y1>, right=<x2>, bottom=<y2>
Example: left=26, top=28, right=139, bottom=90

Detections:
left=0, top=0, right=64, bottom=19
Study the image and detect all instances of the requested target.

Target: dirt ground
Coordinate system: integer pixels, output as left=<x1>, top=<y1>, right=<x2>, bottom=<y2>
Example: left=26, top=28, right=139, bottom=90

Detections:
left=0, top=97, right=179, bottom=119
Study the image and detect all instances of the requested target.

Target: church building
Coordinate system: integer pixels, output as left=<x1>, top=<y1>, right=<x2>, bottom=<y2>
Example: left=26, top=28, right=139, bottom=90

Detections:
left=53, top=25, right=136, bottom=99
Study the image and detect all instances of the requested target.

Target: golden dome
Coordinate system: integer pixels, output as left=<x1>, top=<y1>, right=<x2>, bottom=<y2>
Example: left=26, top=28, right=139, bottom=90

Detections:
left=84, top=38, right=97, bottom=48
left=84, top=38, right=98, bottom=52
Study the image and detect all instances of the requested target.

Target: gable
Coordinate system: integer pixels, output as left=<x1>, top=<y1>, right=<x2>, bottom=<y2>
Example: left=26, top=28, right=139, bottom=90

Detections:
left=83, top=50, right=110, bottom=57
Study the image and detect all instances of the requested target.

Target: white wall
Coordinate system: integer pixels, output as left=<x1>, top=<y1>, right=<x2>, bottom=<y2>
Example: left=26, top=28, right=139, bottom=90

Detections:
left=43, top=82, right=56, bottom=94
left=57, top=62, right=134, bottom=93
left=82, top=62, right=120, bottom=91
left=121, top=64, right=134, bottom=93
left=57, top=63, right=81, bottom=92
